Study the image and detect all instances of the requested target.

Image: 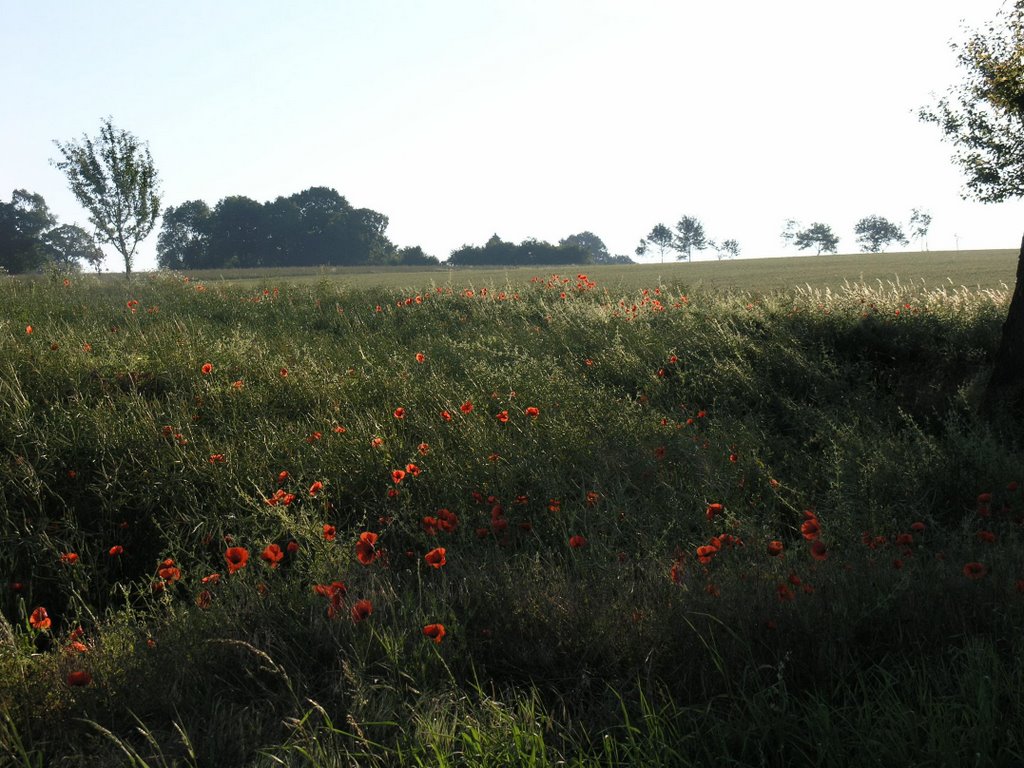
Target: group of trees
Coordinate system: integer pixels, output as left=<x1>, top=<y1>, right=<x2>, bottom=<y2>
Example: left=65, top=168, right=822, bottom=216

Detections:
left=636, top=216, right=739, bottom=263
left=0, top=189, right=103, bottom=274
left=780, top=209, right=933, bottom=256
left=447, top=231, right=630, bottom=267
left=156, top=187, right=433, bottom=270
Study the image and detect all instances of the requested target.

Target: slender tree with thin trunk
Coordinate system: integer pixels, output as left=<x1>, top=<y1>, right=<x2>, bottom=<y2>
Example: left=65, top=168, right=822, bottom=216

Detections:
left=52, top=117, right=161, bottom=282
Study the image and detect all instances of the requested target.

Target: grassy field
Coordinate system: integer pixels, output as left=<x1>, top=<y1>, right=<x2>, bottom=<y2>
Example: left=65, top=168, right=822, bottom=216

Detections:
left=1, top=265, right=1022, bottom=766
left=145, top=247, right=1019, bottom=294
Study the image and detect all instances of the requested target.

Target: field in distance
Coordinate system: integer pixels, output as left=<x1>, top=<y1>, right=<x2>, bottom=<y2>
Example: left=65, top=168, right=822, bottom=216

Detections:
left=155, top=248, right=1018, bottom=293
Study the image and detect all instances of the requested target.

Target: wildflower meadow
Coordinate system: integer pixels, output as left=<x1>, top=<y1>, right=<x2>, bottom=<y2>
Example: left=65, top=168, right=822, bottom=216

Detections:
left=1, top=267, right=1022, bottom=766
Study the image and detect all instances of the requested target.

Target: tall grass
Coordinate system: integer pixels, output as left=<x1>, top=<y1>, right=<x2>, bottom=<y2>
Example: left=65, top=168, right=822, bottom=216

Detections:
left=0, top=270, right=1021, bottom=766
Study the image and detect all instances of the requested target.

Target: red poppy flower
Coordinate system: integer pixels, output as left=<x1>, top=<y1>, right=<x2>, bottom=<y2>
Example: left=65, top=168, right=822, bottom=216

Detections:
left=66, top=670, right=92, bottom=687
left=158, top=559, right=181, bottom=582
left=29, top=607, right=51, bottom=631
left=800, top=518, right=820, bottom=541
left=767, top=540, right=784, bottom=557
left=568, top=535, right=588, bottom=549
left=910, top=522, right=926, bottom=533
left=261, top=544, right=284, bottom=568
left=809, top=540, right=828, bottom=561
left=323, top=524, right=336, bottom=541
left=225, top=547, right=249, bottom=574
left=977, top=530, right=997, bottom=544
left=278, top=470, right=289, bottom=483
left=696, top=545, right=718, bottom=564
left=418, top=442, right=430, bottom=455
left=548, top=499, right=561, bottom=513
left=415, top=353, right=425, bottom=364
left=351, top=599, right=373, bottom=623
left=776, top=584, right=795, bottom=602
left=108, top=545, right=124, bottom=557
left=279, top=367, right=289, bottom=378
left=393, top=407, right=406, bottom=420
left=437, top=508, right=459, bottom=532
left=309, top=481, right=324, bottom=496
left=305, top=431, right=322, bottom=443
left=424, top=547, right=447, bottom=568
left=208, top=453, right=225, bottom=464
left=525, top=406, right=540, bottom=418
left=201, top=363, right=213, bottom=375
left=496, top=410, right=509, bottom=423
left=460, top=401, right=474, bottom=414
left=440, top=410, right=452, bottom=422
left=201, top=573, right=221, bottom=584
left=391, top=469, right=406, bottom=484
left=371, top=436, right=384, bottom=448
left=60, top=552, right=79, bottom=565
left=355, top=532, right=379, bottom=565
left=232, top=380, right=243, bottom=390
left=405, top=463, right=421, bottom=477
left=25, top=325, right=33, bottom=335
left=423, top=623, right=446, bottom=644
left=963, top=562, right=988, bottom=580
left=705, top=503, right=724, bottom=522
left=286, top=540, right=299, bottom=554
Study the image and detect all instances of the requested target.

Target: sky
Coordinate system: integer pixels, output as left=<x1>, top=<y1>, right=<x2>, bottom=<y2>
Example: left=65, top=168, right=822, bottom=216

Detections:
left=2, top=0, right=1022, bottom=270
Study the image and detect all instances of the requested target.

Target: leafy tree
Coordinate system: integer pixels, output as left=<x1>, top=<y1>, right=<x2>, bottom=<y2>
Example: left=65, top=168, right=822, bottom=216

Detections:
left=718, top=239, right=740, bottom=260
left=560, top=231, right=610, bottom=262
left=793, top=223, right=840, bottom=255
left=636, top=223, right=674, bottom=263
left=920, top=0, right=1024, bottom=408
left=396, top=246, right=439, bottom=266
left=909, top=208, right=933, bottom=250
left=673, top=215, right=708, bottom=261
left=43, top=224, right=104, bottom=272
left=853, top=215, right=908, bottom=252
left=52, top=118, right=161, bottom=281
left=0, top=190, right=56, bottom=273
left=206, top=196, right=268, bottom=268
left=157, top=200, right=212, bottom=269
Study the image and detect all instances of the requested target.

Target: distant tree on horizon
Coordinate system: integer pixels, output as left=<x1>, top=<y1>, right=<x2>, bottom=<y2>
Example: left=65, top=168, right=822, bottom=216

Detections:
left=793, top=223, right=840, bottom=255
left=909, top=208, right=932, bottom=251
left=673, top=215, right=708, bottom=261
left=0, top=189, right=103, bottom=274
left=636, top=223, right=674, bottom=263
left=853, top=215, right=908, bottom=253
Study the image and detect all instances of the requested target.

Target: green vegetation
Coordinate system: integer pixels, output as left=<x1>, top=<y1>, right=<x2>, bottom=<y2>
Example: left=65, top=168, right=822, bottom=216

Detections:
left=1, top=267, right=1022, bottom=766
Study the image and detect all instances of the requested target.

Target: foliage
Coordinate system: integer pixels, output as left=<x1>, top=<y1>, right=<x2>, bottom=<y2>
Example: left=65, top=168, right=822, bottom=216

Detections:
left=447, top=234, right=587, bottom=266
left=0, top=190, right=56, bottom=274
left=673, top=215, right=708, bottom=261
left=158, top=188, right=398, bottom=270
left=909, top=208, right=933, bottom=251
left=853, top=215, right=909, bottom=253
left=793, top=223, right=840, bottom=255
left=920, top=0, right=1024, bottom=407
left=52, top=118, right=162, bottom=281
left=635, top=223, right=674, bottom=263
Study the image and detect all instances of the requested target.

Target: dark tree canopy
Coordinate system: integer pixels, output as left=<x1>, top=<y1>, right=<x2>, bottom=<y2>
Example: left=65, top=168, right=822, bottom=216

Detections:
left=673, top=215, right=708, bottom=261
left=447, top=235, right=588, bottom=266
left=636, top=223, right=674, bottom=263
left=0, top=190, right=56, bottom=274
left=155, top=187, right=397, bottom=269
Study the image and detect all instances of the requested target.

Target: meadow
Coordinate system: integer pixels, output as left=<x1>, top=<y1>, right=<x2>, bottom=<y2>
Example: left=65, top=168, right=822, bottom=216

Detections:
left=1, top=253, right=1022, bottom=766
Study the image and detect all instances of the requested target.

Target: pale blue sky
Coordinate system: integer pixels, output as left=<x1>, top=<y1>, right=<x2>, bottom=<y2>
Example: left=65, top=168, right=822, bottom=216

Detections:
left=2, top=0, right=1020, bottom=269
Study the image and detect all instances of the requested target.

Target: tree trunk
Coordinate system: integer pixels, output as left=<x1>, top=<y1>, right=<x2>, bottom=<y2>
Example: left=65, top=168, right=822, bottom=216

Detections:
left=982, top=233, right=1024, bottom=416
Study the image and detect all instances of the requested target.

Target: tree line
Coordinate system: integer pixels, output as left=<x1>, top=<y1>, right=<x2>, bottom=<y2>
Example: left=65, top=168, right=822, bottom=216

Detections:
left=0, top=190, right=104, bottom=275
left=780, top=210, right=932, bottom=255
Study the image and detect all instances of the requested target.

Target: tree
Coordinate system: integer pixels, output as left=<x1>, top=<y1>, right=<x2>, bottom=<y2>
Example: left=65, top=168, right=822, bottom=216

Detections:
left=853, top=215, right=908, bottom=252
left=0, top=190, right=56, bottom=273
left=673, top=215, right=707, bottom=261
left=920, top=1, right=1024, bottom=409
left=636, top=223, right=674, bottom=263
left=793, top=223, right=840, bottom=255
left=157, top=200, right=212, bottom=269
left=909, top=208, right=933, bottom=250
left=52, top=118, right=161, bottom=281
left=560, top=231, right=610, bottom=263
left=43, top=224, right=104, bottom=272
